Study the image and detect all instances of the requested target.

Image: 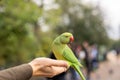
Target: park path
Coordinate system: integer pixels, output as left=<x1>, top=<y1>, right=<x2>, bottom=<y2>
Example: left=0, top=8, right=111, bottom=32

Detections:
left=91, top=56, right=120, bottom=80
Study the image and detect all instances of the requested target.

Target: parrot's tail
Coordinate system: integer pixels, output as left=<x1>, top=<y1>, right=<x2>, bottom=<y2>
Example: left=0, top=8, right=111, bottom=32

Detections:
left=73, top=64, right=86, bottom=80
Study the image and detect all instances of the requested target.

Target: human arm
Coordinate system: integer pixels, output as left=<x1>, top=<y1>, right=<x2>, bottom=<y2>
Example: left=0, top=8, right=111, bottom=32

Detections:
left=0, top=64, right=32, bottom=80
left=0, top=58, right=68, bottom=80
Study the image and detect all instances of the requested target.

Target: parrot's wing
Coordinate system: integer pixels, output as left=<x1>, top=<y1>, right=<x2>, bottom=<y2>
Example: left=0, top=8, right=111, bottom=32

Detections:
left=62, top=46, right=83, bottom=67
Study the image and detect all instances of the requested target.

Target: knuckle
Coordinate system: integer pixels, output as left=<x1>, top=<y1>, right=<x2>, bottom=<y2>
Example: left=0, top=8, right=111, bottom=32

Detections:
left=49, top=72, right=57, bottom=78
left=48, top=74, right=54, bottom=78
left=52, top=72, right=57, bottom=76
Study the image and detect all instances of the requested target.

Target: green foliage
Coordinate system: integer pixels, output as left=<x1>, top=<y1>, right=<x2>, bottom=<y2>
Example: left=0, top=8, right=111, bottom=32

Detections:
left=111, top=40, right=120, bottom=49
left=0, top=0, right=42, bottom=66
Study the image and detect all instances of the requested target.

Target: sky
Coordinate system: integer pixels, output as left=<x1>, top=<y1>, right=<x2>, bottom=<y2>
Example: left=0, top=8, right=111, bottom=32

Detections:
left=83, top=0, right=120, bottom=40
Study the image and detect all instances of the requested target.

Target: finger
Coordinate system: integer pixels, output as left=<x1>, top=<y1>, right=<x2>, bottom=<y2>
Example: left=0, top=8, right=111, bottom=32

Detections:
left=48, top=59, right=68, bottom=68
left=51, top=66, right=67, bottom=76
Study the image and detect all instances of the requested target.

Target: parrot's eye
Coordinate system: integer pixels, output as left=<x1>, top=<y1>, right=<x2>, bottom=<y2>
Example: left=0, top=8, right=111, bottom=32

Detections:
left=65, top=36, right=69, bottom=38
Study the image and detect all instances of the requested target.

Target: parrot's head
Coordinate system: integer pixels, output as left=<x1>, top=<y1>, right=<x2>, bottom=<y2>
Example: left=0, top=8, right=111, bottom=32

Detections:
left=59, top=32, right=74, bottom=44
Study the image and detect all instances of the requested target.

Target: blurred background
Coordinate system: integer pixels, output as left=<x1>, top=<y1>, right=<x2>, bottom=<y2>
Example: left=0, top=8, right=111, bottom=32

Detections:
left=0, top=0, right=120, bottom=80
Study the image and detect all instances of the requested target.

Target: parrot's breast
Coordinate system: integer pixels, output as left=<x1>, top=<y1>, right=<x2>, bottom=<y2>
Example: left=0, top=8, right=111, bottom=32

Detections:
left=52, top=44, right=66, bottom=60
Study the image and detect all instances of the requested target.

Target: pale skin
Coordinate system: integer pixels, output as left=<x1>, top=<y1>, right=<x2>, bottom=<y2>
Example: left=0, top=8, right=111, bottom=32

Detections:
left=28, top=57, right=69, bottom=78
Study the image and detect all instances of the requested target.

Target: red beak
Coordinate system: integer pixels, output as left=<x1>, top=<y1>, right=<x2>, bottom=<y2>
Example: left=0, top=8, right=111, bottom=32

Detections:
left=70, top=36, right=74, bottom=42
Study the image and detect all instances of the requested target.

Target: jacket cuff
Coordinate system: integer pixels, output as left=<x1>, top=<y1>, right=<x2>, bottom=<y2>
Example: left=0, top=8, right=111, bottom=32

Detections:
left=12, top=64, right=33, bottom=80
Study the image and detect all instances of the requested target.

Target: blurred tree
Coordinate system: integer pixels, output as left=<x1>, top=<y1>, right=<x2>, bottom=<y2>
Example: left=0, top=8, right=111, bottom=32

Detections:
left=0, top=0, right=42, bottom=66
left=112, top=40, right=120, bottom=53
left=55, top=0, right=110, bottom=45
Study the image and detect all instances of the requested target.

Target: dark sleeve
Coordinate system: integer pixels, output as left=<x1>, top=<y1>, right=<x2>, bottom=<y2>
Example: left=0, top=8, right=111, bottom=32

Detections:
left=0, top=64, right=33, bottom=80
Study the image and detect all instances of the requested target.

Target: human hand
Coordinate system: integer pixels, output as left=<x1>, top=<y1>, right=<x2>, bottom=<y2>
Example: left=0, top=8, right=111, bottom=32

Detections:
left=28, top=57, right=68, bottom=78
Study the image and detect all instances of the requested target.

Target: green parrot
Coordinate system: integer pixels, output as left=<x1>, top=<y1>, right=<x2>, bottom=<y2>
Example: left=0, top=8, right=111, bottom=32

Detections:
left=51, top=32, right=85, bottom=80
